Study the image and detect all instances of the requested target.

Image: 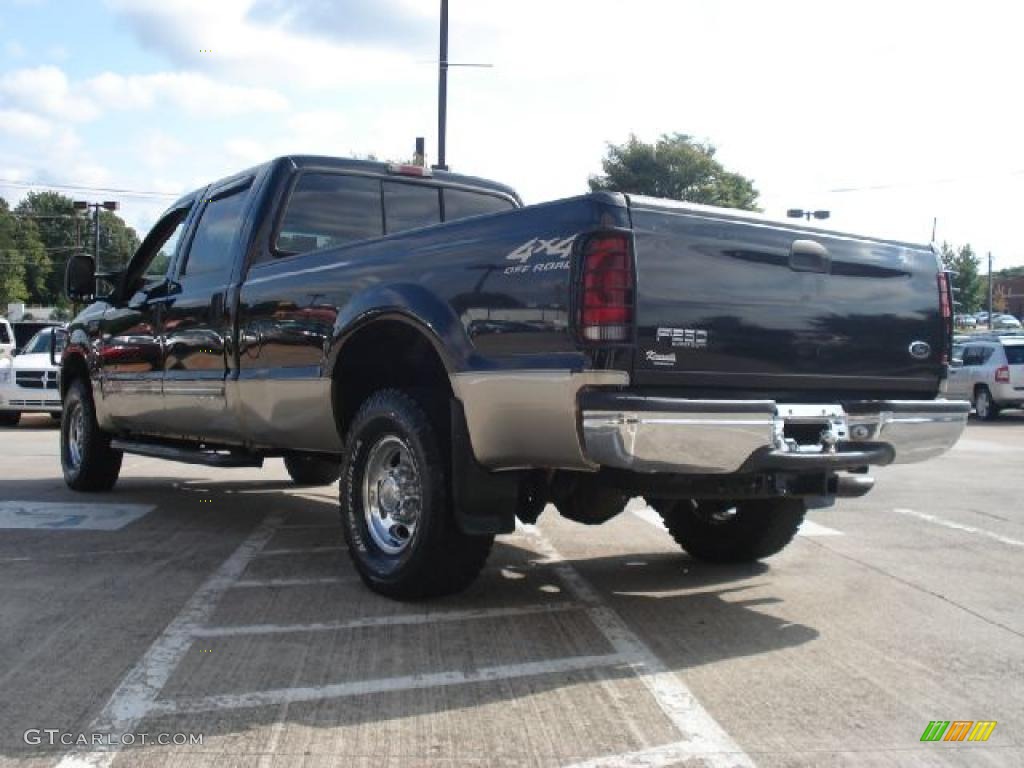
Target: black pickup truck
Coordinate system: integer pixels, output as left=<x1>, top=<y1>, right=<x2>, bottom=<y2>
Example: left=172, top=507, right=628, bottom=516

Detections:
left=59, top=156, right=969, bottom=598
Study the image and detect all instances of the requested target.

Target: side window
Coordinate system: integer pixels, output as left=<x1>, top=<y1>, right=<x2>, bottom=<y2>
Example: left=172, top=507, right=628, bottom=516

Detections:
left=980, top=347, right=995, bottom=364
left=443, top=188, right=515, bottom=223
left=276, top=174, right=383, bottom=255
left=182, top=184, right=250, bottom=277
left=383, top=181, right=440, bottom=234
left=961, top=347, right=982, bottom=366
left=143, top=210, right=189, bottom=281
left=1005, top=346, right=1024, bottom=365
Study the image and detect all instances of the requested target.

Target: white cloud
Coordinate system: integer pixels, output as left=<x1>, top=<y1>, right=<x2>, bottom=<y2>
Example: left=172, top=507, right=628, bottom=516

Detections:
left=87, top=71, right=288, bottom=116
left=0, top=65, right=99, bottom=120
left=137, top=131, right=187, bottom=171
left=106, top=0, right=426, bottom=89
left=0, top=108, right=53, bottom=138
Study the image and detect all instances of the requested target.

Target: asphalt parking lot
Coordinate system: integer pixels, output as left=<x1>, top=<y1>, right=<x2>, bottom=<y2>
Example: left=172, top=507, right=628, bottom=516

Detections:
left=1, top=413, right=1022, bottom=767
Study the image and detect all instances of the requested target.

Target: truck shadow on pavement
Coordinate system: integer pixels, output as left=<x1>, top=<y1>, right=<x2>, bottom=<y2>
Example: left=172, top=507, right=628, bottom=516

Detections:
left=1, top=476, right=819, bottom=762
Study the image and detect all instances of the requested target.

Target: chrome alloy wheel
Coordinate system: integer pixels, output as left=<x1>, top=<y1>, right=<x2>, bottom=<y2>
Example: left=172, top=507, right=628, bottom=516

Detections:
left=362, top=435, right=422, bottom=555
left=66, top=400, right=85, bottom=470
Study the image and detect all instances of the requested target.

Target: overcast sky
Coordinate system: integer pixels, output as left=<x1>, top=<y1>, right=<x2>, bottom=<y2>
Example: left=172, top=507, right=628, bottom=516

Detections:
left=1, top=0, right=1021, bottom=267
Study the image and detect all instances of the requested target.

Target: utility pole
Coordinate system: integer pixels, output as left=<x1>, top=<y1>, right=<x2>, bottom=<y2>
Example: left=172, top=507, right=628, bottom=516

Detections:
left=988, top=251, right=994, bottom=327
left=436, top=0, right=449, bottom=171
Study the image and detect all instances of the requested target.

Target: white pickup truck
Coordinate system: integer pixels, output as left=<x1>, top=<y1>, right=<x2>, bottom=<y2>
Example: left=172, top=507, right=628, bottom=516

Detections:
left=0, top=326, right=63, bottom=427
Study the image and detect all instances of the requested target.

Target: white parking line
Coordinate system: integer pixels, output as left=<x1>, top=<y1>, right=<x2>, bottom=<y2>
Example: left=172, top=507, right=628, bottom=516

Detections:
left=798, top=520, right=844, bottom=537
left=894, top=507, right=1024, bottom=549
left=255, top=545, right=346, bottom=556
left=563, top=739, right=748, bottom=768
left=148, top=653, right=631, bottom=717
left=55, top=513, right=284, bottom=768
left=633, top=506, right=843, bottom=538
left=193, top=601, right=580, bottom=637
left=518, top=522, right=756, bottom=768
left=231, top=577, right=347, bottom=588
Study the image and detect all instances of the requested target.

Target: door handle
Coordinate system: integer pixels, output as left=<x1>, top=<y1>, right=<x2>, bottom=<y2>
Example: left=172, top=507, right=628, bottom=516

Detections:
left=790, top=239, right=831, bottom=273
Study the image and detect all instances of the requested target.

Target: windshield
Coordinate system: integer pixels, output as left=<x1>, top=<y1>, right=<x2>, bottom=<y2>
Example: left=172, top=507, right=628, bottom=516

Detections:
left=22, top=329, right=64, bottom=356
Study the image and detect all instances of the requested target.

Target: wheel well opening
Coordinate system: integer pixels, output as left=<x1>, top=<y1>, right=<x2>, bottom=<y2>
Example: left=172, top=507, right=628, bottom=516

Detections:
left=332, top=320, right=453, bottom=437
left=61, top=355, right=88, bottom=399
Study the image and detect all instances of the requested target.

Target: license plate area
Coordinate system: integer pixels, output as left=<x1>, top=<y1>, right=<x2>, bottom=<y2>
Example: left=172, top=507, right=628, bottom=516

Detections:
left=776, top=404, right=849, bottom=452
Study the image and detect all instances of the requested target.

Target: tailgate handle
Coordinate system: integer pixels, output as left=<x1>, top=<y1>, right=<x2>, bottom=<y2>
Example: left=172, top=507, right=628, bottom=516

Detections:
left=789, top=240, right=831, bottom=273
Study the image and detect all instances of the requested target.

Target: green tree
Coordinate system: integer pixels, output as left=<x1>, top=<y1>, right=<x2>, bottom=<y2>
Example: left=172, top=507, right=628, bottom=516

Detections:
left=13, top=217, right=51, bottom=304
left=589, top=133, right=760, bottom=210
left=940, top=242, right=983, bottom=313
left=15, top=192, right=82, bottom=303
left=14, top=192, right=141, bottom=301
left=0, top=199, right=29, bottom=305
left=96, top=209, right=141, bottom=273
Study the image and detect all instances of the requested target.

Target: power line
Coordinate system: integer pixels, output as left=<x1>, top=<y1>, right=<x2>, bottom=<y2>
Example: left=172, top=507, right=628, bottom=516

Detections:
left=0, top=177, right=179, bottom=199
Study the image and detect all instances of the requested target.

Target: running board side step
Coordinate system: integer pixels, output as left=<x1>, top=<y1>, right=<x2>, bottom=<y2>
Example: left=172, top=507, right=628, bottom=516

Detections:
left=110, top=439, right=265, bottom=468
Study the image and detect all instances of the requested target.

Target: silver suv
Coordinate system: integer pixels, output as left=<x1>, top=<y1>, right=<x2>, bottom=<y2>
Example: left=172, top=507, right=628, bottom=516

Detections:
left=948, top=336, right=1024, bottom=420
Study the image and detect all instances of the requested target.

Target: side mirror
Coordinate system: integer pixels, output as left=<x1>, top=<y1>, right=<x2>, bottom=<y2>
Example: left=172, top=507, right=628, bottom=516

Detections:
left=50, top=327, right=68, bottom=367
left=65, top=253, right=96, bottom=301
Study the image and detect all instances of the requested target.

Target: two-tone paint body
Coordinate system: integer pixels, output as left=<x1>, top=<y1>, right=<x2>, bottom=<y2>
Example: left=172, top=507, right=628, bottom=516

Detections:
left=60, top=155, right=967, bottom=483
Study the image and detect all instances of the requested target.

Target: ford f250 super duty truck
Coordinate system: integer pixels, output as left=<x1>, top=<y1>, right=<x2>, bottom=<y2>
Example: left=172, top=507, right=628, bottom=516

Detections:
left=59, top=156, right=969, bottom=598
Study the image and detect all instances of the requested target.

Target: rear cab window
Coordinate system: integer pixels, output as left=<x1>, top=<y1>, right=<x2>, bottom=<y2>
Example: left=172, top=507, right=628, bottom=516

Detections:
left=276, top=173, right=383, bottom=256
left=443, top=188, right=516, bottom=222
left=383, top=181, right=440, bottom=234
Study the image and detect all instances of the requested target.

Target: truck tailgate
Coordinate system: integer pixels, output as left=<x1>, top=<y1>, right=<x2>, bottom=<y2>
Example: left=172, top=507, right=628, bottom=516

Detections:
left=627, top=196, right=945, bottom=399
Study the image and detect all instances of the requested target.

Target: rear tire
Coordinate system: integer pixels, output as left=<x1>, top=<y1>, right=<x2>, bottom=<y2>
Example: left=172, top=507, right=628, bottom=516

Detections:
left=973, top=386, right=1000, bottom=421
left=61, top=378, right=122, bottom=492
left=339, top=388, right=493, bottom=599
left=652, top=497, right=805, bottom=563
left=0, top=411, right=20, bottom=427
left=284, top=453, right=341, bottom=486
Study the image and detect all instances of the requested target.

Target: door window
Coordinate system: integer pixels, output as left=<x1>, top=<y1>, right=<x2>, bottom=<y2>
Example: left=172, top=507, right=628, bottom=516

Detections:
left=276, top=174, right=383, bottom=255
left=181, top=184, right=251, bottom=277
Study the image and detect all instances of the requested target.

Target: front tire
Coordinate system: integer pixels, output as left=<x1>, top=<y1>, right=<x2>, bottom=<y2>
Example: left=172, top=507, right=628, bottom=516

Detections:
left=652, top=497, right=805, bottom=563
left=0, top=411, right=20, bottom=427
left=61, top=378, right=122, bottom=492
left=339, top=389, right=493, bottom=599
left=974, top=386, right=1000, bottom=421
left=284, top=453, right=341, bottom=486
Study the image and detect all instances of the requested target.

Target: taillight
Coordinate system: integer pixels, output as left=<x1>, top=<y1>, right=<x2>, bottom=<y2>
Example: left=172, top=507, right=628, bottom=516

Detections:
left=579, top=233, right=634, bottom=343
left=938, top=272, right=953, bottom=364
left=995, top=365, right=1010, bottom=383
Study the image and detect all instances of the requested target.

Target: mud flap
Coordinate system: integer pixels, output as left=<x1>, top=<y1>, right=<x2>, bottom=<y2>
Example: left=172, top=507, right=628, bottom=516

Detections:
left=450, top=399, right=518, bottom=535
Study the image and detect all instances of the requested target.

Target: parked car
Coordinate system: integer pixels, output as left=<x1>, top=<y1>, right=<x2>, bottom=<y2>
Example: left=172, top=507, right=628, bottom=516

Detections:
left=58, top=155, right=968, bottom=598
left=955, top=314, right=978, bottom=328
left=0, top=317, right=14, bottom=358
left=0, top=326, right=64, bottom=426
left=993, top=314, right=1022, bottom=330
left=974, top=311, right=990, bottom=322
left=947, top=336, right=1024, bottom=419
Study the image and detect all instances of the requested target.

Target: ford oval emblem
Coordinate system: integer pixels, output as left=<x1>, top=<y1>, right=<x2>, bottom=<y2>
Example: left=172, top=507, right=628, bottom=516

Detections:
left=909, top=341, right=931, bottom=360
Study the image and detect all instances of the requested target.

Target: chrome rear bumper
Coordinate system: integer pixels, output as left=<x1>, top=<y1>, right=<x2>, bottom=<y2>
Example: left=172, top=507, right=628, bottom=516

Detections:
left=581, top=394, right=969, bottom=474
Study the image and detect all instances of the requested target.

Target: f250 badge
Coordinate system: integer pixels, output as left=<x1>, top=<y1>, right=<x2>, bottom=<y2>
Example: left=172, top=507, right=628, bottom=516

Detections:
left=657, top=327, right=709, bottom=349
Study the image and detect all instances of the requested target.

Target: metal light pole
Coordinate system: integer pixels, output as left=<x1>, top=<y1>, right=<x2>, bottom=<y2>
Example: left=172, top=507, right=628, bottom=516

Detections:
left=436, top=0, right=449, bottom=171
left=74, top=200, right=119, bottom=271
left=787, top=208, right=831, bottom=222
